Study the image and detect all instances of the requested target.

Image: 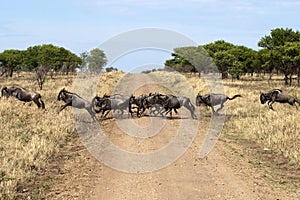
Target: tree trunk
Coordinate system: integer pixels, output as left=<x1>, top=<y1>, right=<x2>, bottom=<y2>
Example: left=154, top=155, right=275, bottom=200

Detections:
left=9, top=68, right=13, bottom=77
left=221, top=72, right=228, bottom=79
left=297, top=69, right=300, bottom=86
left=284, top=74, right=289, bottom=85
left=289, top=74, right=292, bottom=86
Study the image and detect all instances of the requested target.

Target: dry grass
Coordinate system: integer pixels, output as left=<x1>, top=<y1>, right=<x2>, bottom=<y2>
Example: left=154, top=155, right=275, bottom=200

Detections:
left=222, top=77, right=300, bottom=164
left=0, top=71, right=299, bottom=199
left=0, top=72, right=125, bottom=199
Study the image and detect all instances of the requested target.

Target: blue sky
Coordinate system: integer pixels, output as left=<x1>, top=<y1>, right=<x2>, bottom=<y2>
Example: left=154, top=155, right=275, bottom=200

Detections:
left=1, top=0, right=299, bottom=71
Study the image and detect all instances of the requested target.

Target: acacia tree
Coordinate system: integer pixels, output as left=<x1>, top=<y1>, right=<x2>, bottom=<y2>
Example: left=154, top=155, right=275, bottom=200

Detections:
left=24, top=44, right=81, bottom=89
left=258, top=28, right=300, bottom=85
left=79, top=51, right=89, bottom=71
left=165, top=46, right=214, bottom=76
left=214, top=51, right=236, bottom=79
left=86, top=48, right=107, bottom=73
left=204, top=40, right=236, bottom=79
left=0, top=49, right=24, bottom=77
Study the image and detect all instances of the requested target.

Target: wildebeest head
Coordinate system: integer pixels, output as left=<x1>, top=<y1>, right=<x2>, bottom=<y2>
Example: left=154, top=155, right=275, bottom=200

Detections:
left=260, top=89, right=282, bottom=104
left=196, top=93, right=210, bottom=106
left=57, top=88, right=66, bottom=101
left=195, top=95, right=203, bottom=106
left=129, top=95, right=136, bottom=104
left=260, top=93, right=267, bottom=104
left=1, top=86, right=9, bottom=97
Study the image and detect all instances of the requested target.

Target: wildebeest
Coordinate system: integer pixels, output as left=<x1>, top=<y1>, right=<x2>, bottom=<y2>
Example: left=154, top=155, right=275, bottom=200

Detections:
left=129, top=93, right=164, bottom=117
left=92, top=94, right=132, bottom=119
left=260, top=89, right=300, bottom=110
left=196, top=93, right=242, bottom=114
left=129, top=94, right=148, bottom=117
left=155, top=94, right=197, bottom=119
left=57, top=88, right=96, bottom=121
left=1, top=86, right=45, bottom=109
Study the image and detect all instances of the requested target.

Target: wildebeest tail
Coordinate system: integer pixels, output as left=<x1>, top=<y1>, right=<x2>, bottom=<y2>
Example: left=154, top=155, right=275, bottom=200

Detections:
left=227, top=94, right=242, bottom=100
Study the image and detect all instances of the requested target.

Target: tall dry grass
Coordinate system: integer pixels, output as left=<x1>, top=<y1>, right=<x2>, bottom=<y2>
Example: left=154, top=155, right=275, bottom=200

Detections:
left=223, top=77, right=300, bottom=164
left=144, top=71, right=299, bottom=164
left=0, top=72, right=125, bottom=199
left=189, top=74, right=300, bottom=164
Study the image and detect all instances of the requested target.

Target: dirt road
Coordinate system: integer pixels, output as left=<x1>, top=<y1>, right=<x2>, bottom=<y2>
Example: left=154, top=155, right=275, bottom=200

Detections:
left=45, top=74, right=298, bottom=200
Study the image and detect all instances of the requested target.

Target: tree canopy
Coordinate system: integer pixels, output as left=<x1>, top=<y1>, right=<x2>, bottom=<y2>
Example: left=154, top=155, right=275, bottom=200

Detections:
left=258, top=28, right=300, bottom=85
left=165, top=28, right=300, bottom=85
left=86, top=48, right=107, bottom=73
left=1, top=27, right=300, bottom=86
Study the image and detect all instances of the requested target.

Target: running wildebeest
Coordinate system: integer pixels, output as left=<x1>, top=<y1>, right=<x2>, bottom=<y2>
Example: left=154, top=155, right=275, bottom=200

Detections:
left=155, top=94, right=197, bottom=119
left=1, top=86, right=45, bottom=109
left=196, top=92, right=242, bottom=114
left=92, top=94, right=132, bottom=119
left=129, top=93, right=164, bottom=117
left=57, top=88, right=96, bottom=121
left=260, top=89, right=300, bottom=110
left=129, top=94, right=148, bottom=117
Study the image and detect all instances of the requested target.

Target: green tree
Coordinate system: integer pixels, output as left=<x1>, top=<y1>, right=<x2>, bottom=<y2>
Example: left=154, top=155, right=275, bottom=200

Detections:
left=0, top=49, right=24, bottom=77
left=80, top=51, right=89, bottom=71
left=86, top=48, right=107, bottom=72
left=203, top=40, right=236, bottom=79
left=203, top=40, right=235, bottom=57
left=258, top=28, right=300, bottom=85
left=165, top=46, right=213, bottom=75
left=23, top=44, right=81, bottom=89
left=214, top=51, right=236, bottom=79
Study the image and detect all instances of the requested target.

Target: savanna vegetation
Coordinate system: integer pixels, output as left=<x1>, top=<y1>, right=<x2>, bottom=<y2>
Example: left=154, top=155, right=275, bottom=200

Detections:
left=165, top=28, right=300, bottom=86
left=0, top=27, right=299, bottom=199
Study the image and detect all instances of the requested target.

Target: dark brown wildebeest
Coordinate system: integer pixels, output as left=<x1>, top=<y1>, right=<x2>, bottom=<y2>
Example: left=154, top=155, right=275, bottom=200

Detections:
left=196, top=92, right=241, bottom=114
left=260, top=89, right=300, bottom=110
left=154, top=94, right=197, bottom=119
left=91, top=94, right=132, bottom=119
left=1, top=86, right=45, bottom=109
left=129, top=93, right=162, bottom=117
left=57, top=88, right=96, bottom=121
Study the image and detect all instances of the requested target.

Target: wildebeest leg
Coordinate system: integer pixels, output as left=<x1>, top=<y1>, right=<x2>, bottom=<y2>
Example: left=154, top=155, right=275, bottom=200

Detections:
left=33, top=97, right=42, bottom=109
left=216, top=103, right=224, bottom=113
left=189, top=107, right=197, bottom=119
left=174, top=109, right=178, bottom=114
left=86, top=108, right=96, bottom=121
left=168, top=109, right=173, bottom=119
left=211, top=106, right=216, bottom=114
left=40, top=99, right=45, bottom=109
left=289, top=100, right=298, bottom=109
left=268, top=100, right=275, bottom=110
left=139, top=106, right=146, bottom=117
left=184, top=102, right=197, bottom=119
left=59, top=102, right=71, bottom=112
left=102, top=110, right=110, bottom=119
left=164, top=107, right=171, bottom=116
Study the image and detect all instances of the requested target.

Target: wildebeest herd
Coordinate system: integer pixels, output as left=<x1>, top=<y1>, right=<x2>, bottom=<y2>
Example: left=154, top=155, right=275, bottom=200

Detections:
left=1, top=86, right=299, bottom=121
